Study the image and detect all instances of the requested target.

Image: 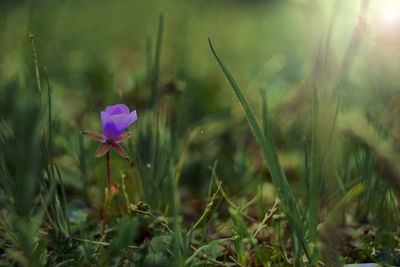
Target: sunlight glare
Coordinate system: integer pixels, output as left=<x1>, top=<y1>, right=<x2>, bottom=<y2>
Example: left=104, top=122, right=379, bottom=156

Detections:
left=380, top=5, right=400, bottom=24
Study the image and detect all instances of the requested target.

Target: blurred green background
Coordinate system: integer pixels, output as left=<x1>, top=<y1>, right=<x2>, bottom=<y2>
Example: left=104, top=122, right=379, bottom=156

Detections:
left=2, top=0, right=400, bottom=120
left=2, top=0, right=400, bottom=178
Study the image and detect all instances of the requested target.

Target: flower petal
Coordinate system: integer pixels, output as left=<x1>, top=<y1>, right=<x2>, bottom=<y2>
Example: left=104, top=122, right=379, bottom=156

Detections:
left=111, top=110, right=137, bottom=134
left=81, top=131, right=105, bottom=142
left=115, top=132, right=132, bottom=143
left=105, top=104, right=130, bottom=115
left=94, top=143, right=111, bottom=158
left=101, top=111, right=120, bottom=139
left=110, top=143, right=129, bottom=159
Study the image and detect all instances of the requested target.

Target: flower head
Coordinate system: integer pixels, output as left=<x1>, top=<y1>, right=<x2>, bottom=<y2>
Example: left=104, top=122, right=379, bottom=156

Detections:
left=101, top=104, right=137, bottom=140
left=82, top=104, right=137, bottom=159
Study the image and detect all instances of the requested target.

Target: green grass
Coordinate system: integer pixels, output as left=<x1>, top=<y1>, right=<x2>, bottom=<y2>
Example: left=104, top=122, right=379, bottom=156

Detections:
left=1, top=0, right=400, bottom=266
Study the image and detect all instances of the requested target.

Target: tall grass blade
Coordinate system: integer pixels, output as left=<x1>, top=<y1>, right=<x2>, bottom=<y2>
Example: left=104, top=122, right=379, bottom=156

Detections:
left=149, top=13, right=164, bottom=107
left=29, top=33, right=42, bottom=96
left=208, top=38, right=310, bottom=261
left=306, top=87, right=321, bottom=263
left=44, top=68, right=70, bottom=235
left=44, top=68, right=54, bottom=179
left=170, top=166, right=183, bottom=266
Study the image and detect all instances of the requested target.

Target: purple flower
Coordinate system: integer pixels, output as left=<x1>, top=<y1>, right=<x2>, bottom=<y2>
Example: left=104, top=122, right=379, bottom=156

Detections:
left=82, top=104, right=137, bottom=159
left=101, top=104, right=137, bottom=140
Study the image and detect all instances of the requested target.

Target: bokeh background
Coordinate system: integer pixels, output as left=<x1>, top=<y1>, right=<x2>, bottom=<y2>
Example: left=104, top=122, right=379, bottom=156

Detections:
left=2, top=0, right=399, bottom=186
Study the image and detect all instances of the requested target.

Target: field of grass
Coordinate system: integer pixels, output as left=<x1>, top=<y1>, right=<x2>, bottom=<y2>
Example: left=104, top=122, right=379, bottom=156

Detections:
left=1, top=0, right=400, bottom=266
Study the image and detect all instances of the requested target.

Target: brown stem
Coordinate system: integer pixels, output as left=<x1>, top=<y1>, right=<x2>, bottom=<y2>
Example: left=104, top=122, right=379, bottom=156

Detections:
left=106, top=150, right=111, bottom=192
left=102, top=151, right=111, bottom=237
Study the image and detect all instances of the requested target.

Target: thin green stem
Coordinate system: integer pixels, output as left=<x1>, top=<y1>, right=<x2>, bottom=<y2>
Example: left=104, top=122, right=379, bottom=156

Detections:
left=148, top=13, right=164, bottom=107
left=74, top=237, right=140, bottom=250
left=29, top=33, right=42, bottom=96
left=130, top=207, right=174, bottom=235
left=44, top=67, right=54, bottom=179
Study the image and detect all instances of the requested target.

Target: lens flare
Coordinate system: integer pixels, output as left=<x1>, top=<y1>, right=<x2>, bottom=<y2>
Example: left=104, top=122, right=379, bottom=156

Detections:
left=380, top=6, right=399, bottom=23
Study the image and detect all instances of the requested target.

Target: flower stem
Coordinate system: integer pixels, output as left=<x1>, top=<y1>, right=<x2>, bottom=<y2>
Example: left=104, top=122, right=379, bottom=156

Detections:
left=106, top=150, right=111, bottom=192
left=102, top=151, right=111, bottom=237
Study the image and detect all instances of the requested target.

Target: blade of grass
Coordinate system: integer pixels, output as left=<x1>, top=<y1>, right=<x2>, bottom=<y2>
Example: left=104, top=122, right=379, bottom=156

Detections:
left=146, top=35, right=153, bottom=84
left=306, top=87, right=321, bottom=263
left=187, top=180, right=222, bottom=235
left=209, top=38, right=310, bottom=262
left=44, top=68, right=54, bottom=180
left=230, top=207, right=270, bottom=267
left=170, top=166, right=183, bottom=266
left=55, top=164, right=70, bottom=234
left=29, top=33, right=42, bottom=97
left=262, top=90, right=305, bottom=266
left=148, top=13, right=164, bottom=107
left=44, top=68, right=70, bottom=235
